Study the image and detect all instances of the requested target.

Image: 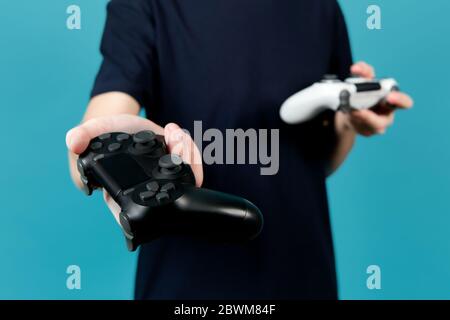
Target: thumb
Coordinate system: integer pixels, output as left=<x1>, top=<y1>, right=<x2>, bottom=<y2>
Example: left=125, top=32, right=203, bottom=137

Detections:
left=164, top=123, right=203, bottom=187
left=66, top=123, right=95, bottom=155
left=350, top=61, right=375, bottom=79
left=66, top=117, right=117, bottom=155
left=66, top=115, right=164, bottom=155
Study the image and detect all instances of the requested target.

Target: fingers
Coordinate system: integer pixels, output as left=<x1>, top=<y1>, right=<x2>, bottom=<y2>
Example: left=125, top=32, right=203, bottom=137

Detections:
left=351, top=61, right=376, bottom=79
left=103, top=190, right=121, bottom=225
left=66, top=114, right=164, bottom=155
left=386, top=91, right=414, bottom=109
left=164, top=123, right=204, bottom=187
left=350, top=109, right=395, bottom=135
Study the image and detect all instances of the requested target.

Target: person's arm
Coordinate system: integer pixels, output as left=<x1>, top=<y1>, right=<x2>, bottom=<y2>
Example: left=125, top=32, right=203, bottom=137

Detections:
left=66, top=92, right=203, bottom=223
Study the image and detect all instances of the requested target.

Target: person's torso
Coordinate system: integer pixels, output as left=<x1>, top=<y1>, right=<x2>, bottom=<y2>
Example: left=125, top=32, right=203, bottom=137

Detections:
left=136, top=0, right=347, bottom=299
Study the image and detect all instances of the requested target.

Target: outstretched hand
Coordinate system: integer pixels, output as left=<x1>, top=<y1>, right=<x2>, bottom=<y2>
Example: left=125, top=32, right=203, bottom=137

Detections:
left=347, top=61, right=414, bottom=136
left=66, top=114, right=203, bottom=223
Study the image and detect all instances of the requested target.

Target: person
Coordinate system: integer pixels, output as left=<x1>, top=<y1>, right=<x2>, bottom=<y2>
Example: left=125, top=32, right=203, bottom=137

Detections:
left=66, top=0, right=413, bottom=299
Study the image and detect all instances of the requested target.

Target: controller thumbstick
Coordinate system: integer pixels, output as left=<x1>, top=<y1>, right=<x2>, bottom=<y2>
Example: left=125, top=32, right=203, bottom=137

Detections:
left=133, top=130, right=156, bottom=143
left=133, top=130, right=156, bottom=151
left=323, top=74, right=337, bottom=80
left=338, top=90, right=352, bottom=113
left=158, top=154, right=183, bottom=175
left=322, top=74, right=339, bottom=83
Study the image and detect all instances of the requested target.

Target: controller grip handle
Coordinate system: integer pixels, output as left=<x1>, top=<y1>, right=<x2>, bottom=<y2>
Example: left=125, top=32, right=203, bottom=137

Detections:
left=171, top=187, right=264, bottom=241
left=280, top=86, right=336, bottom=124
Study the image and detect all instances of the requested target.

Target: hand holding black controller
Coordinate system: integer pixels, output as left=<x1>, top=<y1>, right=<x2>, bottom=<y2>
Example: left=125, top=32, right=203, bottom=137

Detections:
left=77, top=130, right=263, bottom=251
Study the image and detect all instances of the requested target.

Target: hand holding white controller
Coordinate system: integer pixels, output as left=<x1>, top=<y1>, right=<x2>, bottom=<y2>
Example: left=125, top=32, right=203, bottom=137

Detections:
left=280, top=75, right=399, bottom=124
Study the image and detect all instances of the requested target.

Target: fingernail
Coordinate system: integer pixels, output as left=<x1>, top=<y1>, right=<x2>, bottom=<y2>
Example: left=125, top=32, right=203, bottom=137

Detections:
left=166, top=123, right=180, bottom=133
left=66, top=129, right=74, bottom=149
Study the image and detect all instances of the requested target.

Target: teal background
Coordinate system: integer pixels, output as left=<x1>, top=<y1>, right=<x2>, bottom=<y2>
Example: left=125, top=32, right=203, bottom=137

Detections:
left=0, top=0, right=448, bottom=299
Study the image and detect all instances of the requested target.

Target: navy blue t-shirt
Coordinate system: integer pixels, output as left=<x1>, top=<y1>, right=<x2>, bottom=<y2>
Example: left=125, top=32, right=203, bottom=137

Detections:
left=92, top=0, right=352, bottom=299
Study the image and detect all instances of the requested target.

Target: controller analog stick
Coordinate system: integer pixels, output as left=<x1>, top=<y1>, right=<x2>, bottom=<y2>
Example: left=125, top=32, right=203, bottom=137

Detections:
left=133, top=130, right=156, bottom=144
left=132, top=130, right=156, bottom=152
left=158, top=154, right=183, bottom=175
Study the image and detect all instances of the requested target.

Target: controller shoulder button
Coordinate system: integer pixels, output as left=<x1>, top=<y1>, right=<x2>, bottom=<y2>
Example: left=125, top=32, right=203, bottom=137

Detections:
left=119, top=213, right=133, bottom=235
left=80, top=176, right=92, bottom=195
left=146, top=181, right=159, bottom=192
left=108, top=143, right=121, bottom=152
left=77, top=159, right=85, bottom=176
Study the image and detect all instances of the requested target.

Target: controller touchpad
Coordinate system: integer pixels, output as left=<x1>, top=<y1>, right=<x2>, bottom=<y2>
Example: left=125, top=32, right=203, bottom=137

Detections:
left=98, top=154, right=149, bottom=190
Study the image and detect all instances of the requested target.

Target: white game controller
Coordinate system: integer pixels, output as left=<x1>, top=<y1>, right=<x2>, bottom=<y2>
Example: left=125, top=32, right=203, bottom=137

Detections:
left=280, top=75, right=399, bottom=124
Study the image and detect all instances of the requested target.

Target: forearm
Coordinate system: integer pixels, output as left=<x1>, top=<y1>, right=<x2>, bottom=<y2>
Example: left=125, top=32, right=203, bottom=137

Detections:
left=328, top=112, right=356, bottom=175
left=68, top=92, right=141, bottom=189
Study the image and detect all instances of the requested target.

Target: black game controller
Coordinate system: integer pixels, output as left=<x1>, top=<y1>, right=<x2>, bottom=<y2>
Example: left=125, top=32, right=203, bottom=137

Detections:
left=77, top=130, right=263, bottom=251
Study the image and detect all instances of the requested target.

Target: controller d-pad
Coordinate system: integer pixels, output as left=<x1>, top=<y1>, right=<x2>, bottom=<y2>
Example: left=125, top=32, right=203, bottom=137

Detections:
left=99, top=133, right=111, bottom=140
left=123, top=188, right=135, bottom=196
left=156, top=192, right=170, bottom=203
left=146, top=181, right=159, bottom=192
left=90, top=141, right=103, bottom=150
left=161, top=182, right=176, bottom=193
left=108, top=143, right=121, bottom=152
left=93, top=154, right=105, bottom=161
left=140, top=190, right=156, bottom=202
left=116, top=133, right=130, bottom=142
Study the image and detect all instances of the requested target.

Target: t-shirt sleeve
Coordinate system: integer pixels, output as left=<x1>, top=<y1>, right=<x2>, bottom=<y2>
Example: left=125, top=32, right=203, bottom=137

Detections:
left=91, top=0, right=156, bottom=108
left=329, top=1, right=353, bottom=79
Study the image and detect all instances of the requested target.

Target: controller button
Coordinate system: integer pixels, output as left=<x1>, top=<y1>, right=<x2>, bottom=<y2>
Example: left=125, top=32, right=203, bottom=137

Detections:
left=77, top=160, right=85, bottom=176
left=108, top=143, right=121, bottom=152
left=158, top=154, right=183, bottom=169
left=119, top=213, right=132, bottom=235
left=133, top=131, right=156, bottom=144
left=139, top=190, right=156, bottom=202
left=161, top=167, right=182, bottom=175
left=146, top=181, right=159, bottom=192
left=156, top=192, right=170, bottom=203
left=323, top=74, right=338, bottom=80
left=90, top=142, right=103, bottom=150
left=123, top=188, right=135, bottom=196
left=99, top=133, right=111, bottom=140
left=321, top=74, right=340, bottom=83
left=161, top=182, right=175, bottom=193
left=80, top=175, right=89, bottom=185
left=93, top=154, right=105, bottom=161
left=116, top=133, right=130, bottom=142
